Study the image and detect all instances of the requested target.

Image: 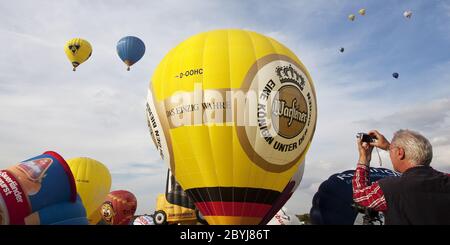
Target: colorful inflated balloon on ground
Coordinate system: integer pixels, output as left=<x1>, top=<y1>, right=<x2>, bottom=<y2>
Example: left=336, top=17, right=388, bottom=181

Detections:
left=100, top=190, right=137, bottom=225
left=309, top=168, right=400, bottom=225
left=64, top=38, right=92, bottom=71
left=116, top=36, right=146, bottom=71
left=26, top=194, right=88, bottom=225
left=67, top=157, right=111, bottom=224
left=0, top=151, right=88, bottom=225
left=146, top=29, right=317, bottom=224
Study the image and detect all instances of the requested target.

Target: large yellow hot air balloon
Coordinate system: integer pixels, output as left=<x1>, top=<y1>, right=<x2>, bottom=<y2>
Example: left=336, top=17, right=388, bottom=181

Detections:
left=67, top=157, right=111, bottom=224
left=146, top=29, right=317, bottom=225
left=64, top=38, right=92, bottom=71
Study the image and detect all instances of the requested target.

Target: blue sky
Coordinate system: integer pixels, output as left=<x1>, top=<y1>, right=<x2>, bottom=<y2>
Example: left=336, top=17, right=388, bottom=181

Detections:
left=0, top=0, right=449, bottom=216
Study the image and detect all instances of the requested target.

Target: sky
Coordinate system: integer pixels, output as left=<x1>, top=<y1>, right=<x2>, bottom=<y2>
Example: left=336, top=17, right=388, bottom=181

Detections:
left=0, top=0, right=449, bottom=217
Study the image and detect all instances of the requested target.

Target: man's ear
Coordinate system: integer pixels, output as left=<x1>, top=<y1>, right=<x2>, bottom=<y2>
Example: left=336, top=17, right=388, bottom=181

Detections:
left=398, top=147, right=406, bottom=160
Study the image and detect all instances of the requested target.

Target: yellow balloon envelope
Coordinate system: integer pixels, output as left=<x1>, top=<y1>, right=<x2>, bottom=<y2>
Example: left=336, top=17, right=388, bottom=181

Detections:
left=64, top=38, right=92, bottom=71
left=359, top=9, right=366, bottom=16
left=146, top=29, right=317, bottom=224
left=67, top=157, right=111, bottom=224
left=348, top=14, right=356, bottom=21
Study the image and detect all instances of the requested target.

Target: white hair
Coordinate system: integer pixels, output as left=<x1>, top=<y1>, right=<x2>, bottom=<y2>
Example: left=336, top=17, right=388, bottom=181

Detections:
left=391, top=129, right=433, bottom=166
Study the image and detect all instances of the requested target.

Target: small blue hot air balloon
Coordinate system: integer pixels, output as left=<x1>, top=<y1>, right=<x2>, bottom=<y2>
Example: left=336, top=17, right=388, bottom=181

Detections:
left=392, top=72, right=399, bottom=79
left=116, top=36, right=146, bottom=71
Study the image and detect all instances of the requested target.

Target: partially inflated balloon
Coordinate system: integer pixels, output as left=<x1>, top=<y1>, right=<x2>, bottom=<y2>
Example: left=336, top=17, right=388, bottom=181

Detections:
left=0, top=151, right=88, bottom=225
left=64, top=38, right=92, bottom=71
left=116, top=36, right=146, bottom=71
left=67, top=157, right=111, bottom=224
left=146, top=29, right=317, bottom=224
left=25, top=194, right=88, bottom=225
left=100, top=190, right=137, bottom=225
left=309, top=168, right=400, bottom=225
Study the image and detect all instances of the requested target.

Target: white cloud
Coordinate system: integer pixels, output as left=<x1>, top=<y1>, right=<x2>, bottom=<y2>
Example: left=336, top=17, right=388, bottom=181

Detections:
left=355, top=97, right=450, bottom=170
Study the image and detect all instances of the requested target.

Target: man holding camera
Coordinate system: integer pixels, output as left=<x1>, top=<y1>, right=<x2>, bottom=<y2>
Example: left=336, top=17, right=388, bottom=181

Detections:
left=352, top=129, right=450, bottom=225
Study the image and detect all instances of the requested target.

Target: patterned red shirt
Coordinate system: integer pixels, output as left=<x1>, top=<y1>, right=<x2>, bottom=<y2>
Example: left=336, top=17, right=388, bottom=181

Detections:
left=352, top=164, right=388, bottom=211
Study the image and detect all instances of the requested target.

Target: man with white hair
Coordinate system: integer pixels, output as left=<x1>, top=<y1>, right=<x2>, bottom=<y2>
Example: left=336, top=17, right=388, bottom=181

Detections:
left=352, top=129, right=450, bottom=225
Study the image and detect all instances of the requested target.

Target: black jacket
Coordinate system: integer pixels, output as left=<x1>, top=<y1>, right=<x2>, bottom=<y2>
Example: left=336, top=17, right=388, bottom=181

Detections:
left=378, top=166, right=450, bottom=225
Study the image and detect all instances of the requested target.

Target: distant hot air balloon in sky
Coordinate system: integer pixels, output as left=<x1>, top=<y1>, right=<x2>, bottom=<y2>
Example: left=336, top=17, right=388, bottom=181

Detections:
left=64, top=38, right=92, bottom=71
left=100, top=190, right=137, bottom=225
left=404, top=10, right=413, bottom=19
left=67, top=157, right=111, bottom=225
left=146, top=29, right=317, bottom=225
left=348, top=14, right=356, bottom=21
left=392, top=72, right=399, bottom=79
left=339, top=47, right=345, bottom=53
left=116, top=36, right=146, bottom=71
left=359, top=9, right=366, bottom=16
left=309, top=168, right=400, bottom=225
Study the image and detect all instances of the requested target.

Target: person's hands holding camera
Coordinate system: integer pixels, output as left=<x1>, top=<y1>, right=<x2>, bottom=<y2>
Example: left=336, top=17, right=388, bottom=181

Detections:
left=368, top=130, right=390, bottom=150
left=357, top=137, right=374, bottom=166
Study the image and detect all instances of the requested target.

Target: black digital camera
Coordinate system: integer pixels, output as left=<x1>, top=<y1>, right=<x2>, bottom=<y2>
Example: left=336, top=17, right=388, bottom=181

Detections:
left=356, top=133, right=376, bottom=143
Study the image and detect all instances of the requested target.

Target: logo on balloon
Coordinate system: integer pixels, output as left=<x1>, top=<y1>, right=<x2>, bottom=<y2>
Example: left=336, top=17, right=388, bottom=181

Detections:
left=10, top=158, right=53, bottom=196
left=272, top=65, right=308, bottom=139
left=237, top=54, right=316, bottom=172
left=68, top=44, right=80, bottom=54
left=146, top=54, right=317, bottom=174
left=101, top=201, right=115, bottom=225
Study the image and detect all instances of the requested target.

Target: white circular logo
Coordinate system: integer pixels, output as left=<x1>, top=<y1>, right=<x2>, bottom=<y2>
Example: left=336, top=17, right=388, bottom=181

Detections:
left=236, top=55, right=317, bottom=172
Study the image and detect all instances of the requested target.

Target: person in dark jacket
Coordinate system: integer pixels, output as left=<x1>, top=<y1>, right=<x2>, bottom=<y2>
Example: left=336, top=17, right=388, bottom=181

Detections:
left=352, top=129, right=450, bottom=225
